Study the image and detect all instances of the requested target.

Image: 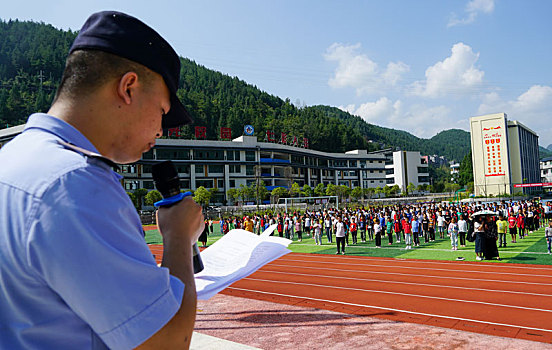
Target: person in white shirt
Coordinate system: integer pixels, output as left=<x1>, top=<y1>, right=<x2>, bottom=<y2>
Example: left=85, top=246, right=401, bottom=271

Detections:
left=335, top=216, right=346, bottom=255
left=458, top=215, right=468, bottom=247
left=374, top=220, right=382, bottom=248
left=437, top=214, right=446, bottom=239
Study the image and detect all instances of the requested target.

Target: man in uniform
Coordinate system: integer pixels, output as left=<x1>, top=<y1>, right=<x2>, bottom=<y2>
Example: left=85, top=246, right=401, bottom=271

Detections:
left=0, top=11, right=203, bottom=349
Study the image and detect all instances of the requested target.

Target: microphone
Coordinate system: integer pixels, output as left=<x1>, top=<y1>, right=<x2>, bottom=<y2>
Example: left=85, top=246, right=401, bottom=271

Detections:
left=152, top=160, right=204, bottom=274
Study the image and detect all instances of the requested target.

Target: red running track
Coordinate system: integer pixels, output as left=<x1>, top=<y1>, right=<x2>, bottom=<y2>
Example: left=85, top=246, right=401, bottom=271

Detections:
left=148, top=246, right=552, bottom=344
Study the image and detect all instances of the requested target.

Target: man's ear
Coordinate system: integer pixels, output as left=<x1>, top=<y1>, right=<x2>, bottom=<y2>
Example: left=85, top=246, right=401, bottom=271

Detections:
left=117, top=72, right=138, bottom=105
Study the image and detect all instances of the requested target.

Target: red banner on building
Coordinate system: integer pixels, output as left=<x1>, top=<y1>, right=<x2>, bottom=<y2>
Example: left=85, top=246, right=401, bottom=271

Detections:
left=514, top=182, right=552, bottom=188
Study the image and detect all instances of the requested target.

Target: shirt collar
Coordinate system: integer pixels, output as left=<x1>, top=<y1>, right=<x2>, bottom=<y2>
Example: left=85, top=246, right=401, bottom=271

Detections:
left=24, top=113, right=100, bottom=155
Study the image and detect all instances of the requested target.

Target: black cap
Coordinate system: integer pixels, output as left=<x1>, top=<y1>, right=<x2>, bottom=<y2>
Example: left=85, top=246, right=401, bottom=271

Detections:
left=69, top=11, right=192, bottom=128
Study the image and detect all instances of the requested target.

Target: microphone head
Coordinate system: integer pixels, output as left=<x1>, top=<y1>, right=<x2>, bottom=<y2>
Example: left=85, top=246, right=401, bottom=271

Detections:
left=152, top=160, right=181, bottom=198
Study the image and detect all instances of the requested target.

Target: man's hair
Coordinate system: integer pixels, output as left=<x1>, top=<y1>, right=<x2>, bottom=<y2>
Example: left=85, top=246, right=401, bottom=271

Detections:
left=53, top=49, right=155, bottom=102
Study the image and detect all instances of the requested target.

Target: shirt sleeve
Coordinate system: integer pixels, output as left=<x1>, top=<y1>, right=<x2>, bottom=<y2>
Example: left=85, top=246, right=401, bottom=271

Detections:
left=25, top=165, right=184, bottom=350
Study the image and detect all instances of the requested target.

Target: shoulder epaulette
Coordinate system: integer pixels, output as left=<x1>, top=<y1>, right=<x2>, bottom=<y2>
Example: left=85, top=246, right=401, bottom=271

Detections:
left=57, top=140, right=120, bottom=171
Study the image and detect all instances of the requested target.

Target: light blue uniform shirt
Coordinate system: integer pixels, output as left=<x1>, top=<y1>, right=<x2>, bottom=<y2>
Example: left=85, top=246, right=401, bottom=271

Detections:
left=0, top=114, right=184, bottom=349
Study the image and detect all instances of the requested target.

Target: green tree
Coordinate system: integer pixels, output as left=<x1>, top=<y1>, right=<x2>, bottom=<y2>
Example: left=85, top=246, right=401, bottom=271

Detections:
left=271, top=186, right=288, bottom=205
left=325, top=183, right=337, bottom=196
left=458, top=151, right=474, bottom=187
left=314, top=183, right=325, bottom=197
left=144, top=189, right=162, bottom=207
left=127, top=191, right=137, bottom=210
left=254, top=180, right=269, bottom=204
left=351, top=187, right=363, bottom=202
left=289, top=182, right=302, bottom=197
left=193, top=186, right=212, bottom=207
left=406, top=182, right=416, bottom=196
left=302, top=184, right=314, bottom=197
left=226, top=188, right=239, bottom=205
left=133, top=188, right=148, bottom=211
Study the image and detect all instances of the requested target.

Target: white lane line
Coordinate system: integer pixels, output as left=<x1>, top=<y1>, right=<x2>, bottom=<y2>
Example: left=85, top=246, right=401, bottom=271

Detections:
left=274, top=258, right=552, bottom=279
left=286, top=252, right=552, bottom=270
left=254, top=269, right=552, bottom=298
left=241, top=277, right=552, bottom=314
left=227, top=287, right=552, bottom=334
left=265, top=263, right=552, bottom=286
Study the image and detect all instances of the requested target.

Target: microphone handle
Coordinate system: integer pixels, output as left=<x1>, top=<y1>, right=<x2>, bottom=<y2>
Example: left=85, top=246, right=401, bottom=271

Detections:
left=192, top=243, right=204, bottom=274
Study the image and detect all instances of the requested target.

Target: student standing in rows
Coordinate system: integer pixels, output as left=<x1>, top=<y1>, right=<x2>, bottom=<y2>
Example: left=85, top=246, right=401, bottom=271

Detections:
left=335, top=216, right=346, bottom=255
left=359, top=215, right=367, bottom=243
left=428, top=213, right=436, bottom=241
left=350, top=217, right=358, bottom=244
left=374, top=219, right=382, bottom=248
left=295, top=217, right=303, bottom=242
left=437, top=213, right=446, bottom=239
left=508, top=211, right=518, bottom=243
left=545, top=220, right=552, bottom=255
left=313, top=220, right=322, bottom=245
left=411, top=215, right=420, bottom=247
left=496, top=215, right=508, bottom=248
left=386, top=217, right=394, bottom=245
left=448, top=217, right=459, bottom=251
left=402, top=217, right=412, bottom=249
left=324, top=215, right=332, bottom=243
left=422, top=214, right=429, bottom=243
left=458, top=214, right=468, bottom=247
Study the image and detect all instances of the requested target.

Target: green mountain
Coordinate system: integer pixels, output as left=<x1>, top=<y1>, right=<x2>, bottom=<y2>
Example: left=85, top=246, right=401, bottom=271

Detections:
left=539, top=146, right=552, bottom=160
left=0, top=18, right=471, bottom=161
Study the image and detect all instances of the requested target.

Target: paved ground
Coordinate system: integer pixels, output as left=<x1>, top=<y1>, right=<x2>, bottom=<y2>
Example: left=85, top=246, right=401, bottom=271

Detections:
left=195, top=293, right=551, bottom=350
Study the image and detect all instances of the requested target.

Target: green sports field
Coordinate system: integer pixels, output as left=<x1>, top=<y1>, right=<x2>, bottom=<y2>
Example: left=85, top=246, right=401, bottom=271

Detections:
left=145, top=224, right=552, bottom=265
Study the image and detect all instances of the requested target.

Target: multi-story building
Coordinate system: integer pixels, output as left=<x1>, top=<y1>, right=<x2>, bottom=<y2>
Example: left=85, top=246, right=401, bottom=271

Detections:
left=541, top=156, right=552, bottom=183
left=470, top=113, right=540, bottom=196
left=372, top=149, right=430, bottom=192
left=1, top=124, right=432, bottom=203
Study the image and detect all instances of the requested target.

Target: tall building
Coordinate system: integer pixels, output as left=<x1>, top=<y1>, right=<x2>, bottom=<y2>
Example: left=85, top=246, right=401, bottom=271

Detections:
left=371, top=149, right=430, bottom=192
left=470, top=113, right=540, bottom=196
left=541, top=157, right=552, bottom=183
left=1, top=123, right=431, bottom=203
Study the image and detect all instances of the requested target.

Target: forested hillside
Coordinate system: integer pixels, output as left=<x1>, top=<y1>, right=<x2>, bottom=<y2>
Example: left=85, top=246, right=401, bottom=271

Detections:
left=0, top=19, right=471, bottom=161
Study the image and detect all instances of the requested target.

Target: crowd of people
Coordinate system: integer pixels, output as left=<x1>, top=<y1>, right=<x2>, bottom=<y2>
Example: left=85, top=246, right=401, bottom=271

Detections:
left=213, top=198, right=552, bottom=259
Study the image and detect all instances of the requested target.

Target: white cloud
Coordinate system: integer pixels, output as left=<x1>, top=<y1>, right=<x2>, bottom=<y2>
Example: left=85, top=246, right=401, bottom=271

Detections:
left=448, top=0, right=495, bottom=27
left=325, top=43, right=409, bottom=95
left=478, top=85, right=552, bottom=146
left=341, top=98, right=464, bottom=139
left=410, top=42, right=484, bottom=98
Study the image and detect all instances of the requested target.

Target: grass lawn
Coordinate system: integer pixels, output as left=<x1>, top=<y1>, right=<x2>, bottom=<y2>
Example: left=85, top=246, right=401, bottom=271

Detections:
left=144, top=224, right=552, bottom=265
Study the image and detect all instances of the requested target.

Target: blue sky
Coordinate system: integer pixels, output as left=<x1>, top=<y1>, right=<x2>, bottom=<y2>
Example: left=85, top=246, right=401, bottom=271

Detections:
left=3, top=0, right=552, bottom=146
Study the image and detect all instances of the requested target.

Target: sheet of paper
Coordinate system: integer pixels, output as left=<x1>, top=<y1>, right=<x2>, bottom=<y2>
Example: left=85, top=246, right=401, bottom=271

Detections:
left=195, top=228, right=291, bottom=300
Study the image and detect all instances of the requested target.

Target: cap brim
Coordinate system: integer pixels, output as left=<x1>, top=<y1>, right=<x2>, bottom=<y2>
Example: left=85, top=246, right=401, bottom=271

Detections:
left=162, top=93, right=193, bottom=129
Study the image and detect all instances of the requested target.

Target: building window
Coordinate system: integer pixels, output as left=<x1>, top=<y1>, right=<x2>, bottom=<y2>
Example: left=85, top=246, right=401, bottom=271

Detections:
left=194, top=149, right=224, bottom=160
left=349, top=160, right=356, bottom=167
left=176, top=165, right=189, bottom=173
left=195, top=164, right=204, bottom=174
left=157, top=148, right=189, bottom=160
left=209, top=164, right=224, bottom=173
left=143, top=181, right=154, bottom=189
left=142, top=165, right=152, bottom=174
left=230, top=180, right=236, bottom=188
left=229, top=164, right=241, bottom=173
left=196, top=179, right=213, bottom=188
left=246, top=165, right=255, bottom=176
left=217, top=179, right=224, bottom=189
left=245, top=151, right=256, bottom=161
left=180, top=180, right=190, bottom=189
left=143, top=150, right=154, bottom=160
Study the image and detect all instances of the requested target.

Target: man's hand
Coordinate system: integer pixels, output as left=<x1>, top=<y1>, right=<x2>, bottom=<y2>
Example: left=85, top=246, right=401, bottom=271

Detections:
left=138, top=197, right=204, bottom=349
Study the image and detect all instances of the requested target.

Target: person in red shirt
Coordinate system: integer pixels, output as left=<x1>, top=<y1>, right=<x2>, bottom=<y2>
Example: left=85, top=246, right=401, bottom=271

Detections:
left=508, top=212, right=517, bottom=243
left=350, top=217, right=358, bottom=244
left=394, top=218, right=402, bottom=243
left=402, top=218, right=412, bottom=249
left=517, top=212, right=526, bottom=239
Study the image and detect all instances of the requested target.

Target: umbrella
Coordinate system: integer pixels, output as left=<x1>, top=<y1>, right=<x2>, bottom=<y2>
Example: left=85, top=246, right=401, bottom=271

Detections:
left=472, top=210, right=497, bottom=216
